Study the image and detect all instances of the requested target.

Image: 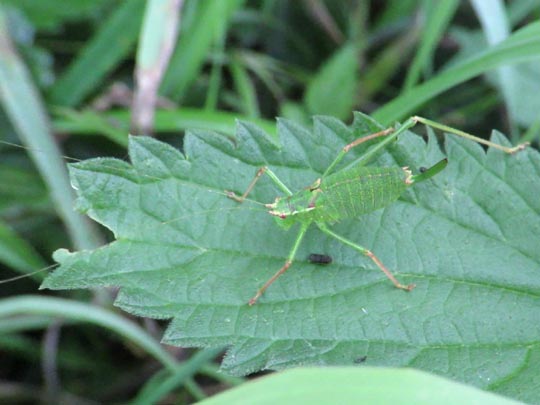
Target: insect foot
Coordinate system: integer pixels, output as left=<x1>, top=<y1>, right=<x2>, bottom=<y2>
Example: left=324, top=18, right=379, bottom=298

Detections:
left=364, top=250, right=415, bottom=291
left=224, top=190, right=244, bottom=202
left=410, top=116, right=530, bottom=154
left=508, top=142, right=530, bottom=154
left=248, top=261, right=293, bottom=306
left=224, top=167, right=270, bottom=203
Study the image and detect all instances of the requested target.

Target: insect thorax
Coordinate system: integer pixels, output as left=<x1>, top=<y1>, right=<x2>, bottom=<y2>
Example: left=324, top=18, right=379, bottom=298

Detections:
left=267, top=188, right=319, bottom=228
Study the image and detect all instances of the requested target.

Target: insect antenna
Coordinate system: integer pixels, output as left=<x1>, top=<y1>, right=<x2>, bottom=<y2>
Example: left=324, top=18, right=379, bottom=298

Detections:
left=0, top=264, right=58, bottom=284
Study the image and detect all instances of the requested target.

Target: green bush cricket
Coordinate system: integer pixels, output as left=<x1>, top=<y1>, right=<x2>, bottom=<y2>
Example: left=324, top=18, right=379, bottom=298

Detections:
left=226, top=116, right=529, bottom=305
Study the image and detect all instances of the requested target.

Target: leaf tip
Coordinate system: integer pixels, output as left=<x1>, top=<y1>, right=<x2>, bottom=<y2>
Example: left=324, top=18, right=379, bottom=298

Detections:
left=52, top=248, right=73, bottom=263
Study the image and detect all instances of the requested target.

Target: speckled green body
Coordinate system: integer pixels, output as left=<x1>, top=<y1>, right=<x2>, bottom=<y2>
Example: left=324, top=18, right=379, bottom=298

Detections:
left=268, top=165, right=411, bottom=226
left=230, top=115, right=522, bottom=304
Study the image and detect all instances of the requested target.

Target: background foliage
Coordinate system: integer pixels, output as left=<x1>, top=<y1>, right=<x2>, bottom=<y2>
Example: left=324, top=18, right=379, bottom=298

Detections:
left=0, top=1, right=539, bottom=403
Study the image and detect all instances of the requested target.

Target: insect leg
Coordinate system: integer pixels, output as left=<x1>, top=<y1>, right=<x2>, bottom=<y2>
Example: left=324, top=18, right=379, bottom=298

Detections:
left=226, top=166, right=293, bottom=203
left=410, top=116, right=529, bottom=154
left=226, top=167, right=267, bottom=202
left=316, top=223, right=415, bottom=291
left=322, top=128, right=395, bottom=178
left=249, top=223, right=310, bottom=305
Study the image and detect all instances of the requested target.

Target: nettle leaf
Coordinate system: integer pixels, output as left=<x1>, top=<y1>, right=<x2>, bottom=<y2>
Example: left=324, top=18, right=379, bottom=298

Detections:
left=42, top=113, right=540, bottom=401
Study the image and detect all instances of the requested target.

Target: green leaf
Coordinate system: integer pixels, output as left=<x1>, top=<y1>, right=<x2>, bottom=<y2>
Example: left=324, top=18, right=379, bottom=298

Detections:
left=41, top=114, right=540, bottom=402
left=197, top=367, right=523, bottom=405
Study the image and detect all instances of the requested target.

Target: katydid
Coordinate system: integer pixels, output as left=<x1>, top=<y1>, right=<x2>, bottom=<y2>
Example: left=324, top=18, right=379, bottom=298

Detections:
left=226, top=116, right=528, bottom=305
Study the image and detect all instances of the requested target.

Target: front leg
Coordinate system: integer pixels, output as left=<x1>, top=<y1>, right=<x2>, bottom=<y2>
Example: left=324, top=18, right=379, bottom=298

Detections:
left=226, top=166, right=293, bottom=203
left=226, top=167, right=268, bottom=203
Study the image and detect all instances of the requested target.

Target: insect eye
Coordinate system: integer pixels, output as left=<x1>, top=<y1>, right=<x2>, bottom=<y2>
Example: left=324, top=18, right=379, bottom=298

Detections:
left=279, top=214, right=287, bottom=219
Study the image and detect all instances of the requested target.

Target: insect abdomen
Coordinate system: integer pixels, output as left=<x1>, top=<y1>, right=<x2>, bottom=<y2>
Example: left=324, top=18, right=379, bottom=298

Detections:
left=315, top=166, right=410, bottom=221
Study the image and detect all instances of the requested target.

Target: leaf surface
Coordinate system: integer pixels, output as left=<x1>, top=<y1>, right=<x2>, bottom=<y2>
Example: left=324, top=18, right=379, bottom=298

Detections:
left=42, top=114, right=540, bottom=402
left=198, top=367, right=523, bottom=405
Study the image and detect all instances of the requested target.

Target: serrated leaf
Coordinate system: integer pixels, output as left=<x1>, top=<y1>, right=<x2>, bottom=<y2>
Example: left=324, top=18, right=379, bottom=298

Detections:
left=41, top=114, right=540, bottom=402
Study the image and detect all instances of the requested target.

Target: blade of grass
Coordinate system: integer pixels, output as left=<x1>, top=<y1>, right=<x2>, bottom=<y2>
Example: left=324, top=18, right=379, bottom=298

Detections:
left=471, top=0, right=519, bottom=137
left=204, top=14, right=227, bottom=111
left=402, top=0, right=459, bottom=90
left=52, top=108, right=276, bottom=139
left=52, top=107, right=129, bottom=147
left=362, top=27, right=418, bottom=99
left=237, top=50, right=307, bottom=101
left=373, top=21, right=540, bottom=124
left=161, top=0, right=245, bottom=101
left=304, top=42, right=359, bottom=119
left=229, top=52, right=260, bottom=117
left=0, top=316, right=59, bottom=334
left=376, top=0, right=418, bottom=27
left=132, top=347, right=223, bottom=405
left=0, top=220, right=47, bottom=281
left=199, top=364, right=245, bottom=386
left=507, top=0, right=540, bottom=26
left=0, top=295, right=179, bottom=372
left=0, top=8, right=101, bottom=250
left=184, top=378, right=207, bottom=402
left=49, top=0, right=145, bottom=107
left=131, top=0, right=183, bottom=134
left=521, top=116, right=540, bottom=143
